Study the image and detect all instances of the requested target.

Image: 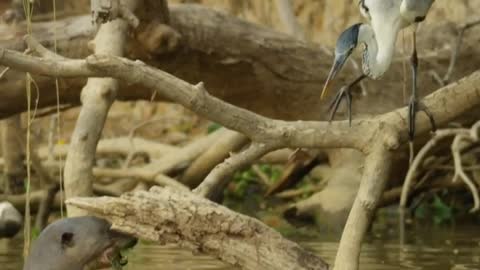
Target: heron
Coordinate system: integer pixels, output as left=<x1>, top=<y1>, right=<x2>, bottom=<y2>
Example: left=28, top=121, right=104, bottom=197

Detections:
left=321, top=0, right=436, bottom=140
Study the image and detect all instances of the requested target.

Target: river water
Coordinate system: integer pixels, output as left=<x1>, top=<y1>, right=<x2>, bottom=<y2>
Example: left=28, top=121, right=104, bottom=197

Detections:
left=2, top=225, right=479, bottom=269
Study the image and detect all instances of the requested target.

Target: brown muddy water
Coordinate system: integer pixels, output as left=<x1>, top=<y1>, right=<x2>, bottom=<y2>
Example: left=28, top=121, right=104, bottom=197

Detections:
left=1, top=225, right=479, bottom=270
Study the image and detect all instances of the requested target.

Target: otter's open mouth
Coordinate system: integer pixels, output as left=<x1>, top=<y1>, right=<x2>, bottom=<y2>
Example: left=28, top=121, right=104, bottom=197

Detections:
left=91, top=236, right=137, bottom=270
left=99, top=245, right=129, bottom=270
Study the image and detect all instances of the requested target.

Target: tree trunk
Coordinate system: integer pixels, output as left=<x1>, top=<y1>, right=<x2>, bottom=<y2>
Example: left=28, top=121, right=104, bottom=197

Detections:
left=64, top=0, right=143, bottom=217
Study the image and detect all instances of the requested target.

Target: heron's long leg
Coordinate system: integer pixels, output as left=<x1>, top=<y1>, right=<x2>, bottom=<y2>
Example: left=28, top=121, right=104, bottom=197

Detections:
left=408, top=29, right=436, bottom=141
left=328, top=74, right=366, bottom=125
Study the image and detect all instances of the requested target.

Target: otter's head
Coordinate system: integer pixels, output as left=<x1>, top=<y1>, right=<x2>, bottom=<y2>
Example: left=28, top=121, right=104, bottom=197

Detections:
left=23, top=216, right=137, bottom=270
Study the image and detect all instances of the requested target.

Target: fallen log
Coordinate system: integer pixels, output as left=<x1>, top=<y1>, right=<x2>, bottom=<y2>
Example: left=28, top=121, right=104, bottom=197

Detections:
left=68, top=186, right=329, bottom=270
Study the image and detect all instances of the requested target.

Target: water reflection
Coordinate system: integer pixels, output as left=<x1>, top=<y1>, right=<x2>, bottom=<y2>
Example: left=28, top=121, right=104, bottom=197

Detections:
left=1, top=226, right=479, bottom=270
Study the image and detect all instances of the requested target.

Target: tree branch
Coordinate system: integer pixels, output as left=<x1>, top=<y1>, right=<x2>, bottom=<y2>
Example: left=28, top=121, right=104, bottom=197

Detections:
left=194, top=142, right=279, bottom=199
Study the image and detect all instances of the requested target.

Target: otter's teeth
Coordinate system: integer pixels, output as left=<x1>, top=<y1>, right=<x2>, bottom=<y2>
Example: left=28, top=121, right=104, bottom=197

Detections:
left=111, top=251, right=128, bottom=270
left=119, top=254, right=128, bottom=266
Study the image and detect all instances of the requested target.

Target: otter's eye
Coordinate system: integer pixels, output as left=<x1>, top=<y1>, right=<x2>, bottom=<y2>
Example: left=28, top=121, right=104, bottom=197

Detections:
left=61, top=232, right=75, bottom=248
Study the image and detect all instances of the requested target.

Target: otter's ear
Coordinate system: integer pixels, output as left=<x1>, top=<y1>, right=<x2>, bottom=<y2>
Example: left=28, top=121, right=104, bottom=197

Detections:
left=61, top=232, right=75, bottom=248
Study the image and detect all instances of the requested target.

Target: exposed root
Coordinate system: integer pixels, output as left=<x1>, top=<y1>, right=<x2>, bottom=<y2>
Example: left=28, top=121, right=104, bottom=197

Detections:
left=400, top=129, right=469, bottom=208
left=401, top=121, right=480, bottom=213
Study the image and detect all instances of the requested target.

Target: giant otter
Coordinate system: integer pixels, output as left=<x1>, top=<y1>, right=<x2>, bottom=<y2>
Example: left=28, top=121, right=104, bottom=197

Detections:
left=23, top=216, right=137, bottom=270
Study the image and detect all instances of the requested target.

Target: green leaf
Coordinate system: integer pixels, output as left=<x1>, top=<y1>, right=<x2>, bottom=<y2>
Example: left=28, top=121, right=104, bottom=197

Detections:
left=414, top=204, right=426, bottom=219
left=432, top=195, right=452, bottom=225
left=207, top=123, right=222, bottom=134
left=31, top=227, right=41, bottom=241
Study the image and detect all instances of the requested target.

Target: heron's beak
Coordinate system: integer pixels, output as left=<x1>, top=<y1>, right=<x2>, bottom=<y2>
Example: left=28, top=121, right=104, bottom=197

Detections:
left=321, top=52, right=350, bottom=99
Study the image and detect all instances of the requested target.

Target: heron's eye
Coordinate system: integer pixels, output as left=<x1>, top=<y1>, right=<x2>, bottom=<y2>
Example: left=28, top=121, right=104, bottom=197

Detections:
left=359, top=0, right=369, bottom=12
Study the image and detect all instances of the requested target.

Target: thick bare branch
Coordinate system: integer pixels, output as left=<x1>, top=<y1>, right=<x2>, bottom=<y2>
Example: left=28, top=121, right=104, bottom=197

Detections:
left=2, top=49, right=479, bottom=151
left=181, top=130, right=248, bottom=188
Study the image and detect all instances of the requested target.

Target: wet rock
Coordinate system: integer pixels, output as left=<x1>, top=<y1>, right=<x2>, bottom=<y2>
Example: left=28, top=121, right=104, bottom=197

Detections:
left=0, top=201, right=22, bottom=238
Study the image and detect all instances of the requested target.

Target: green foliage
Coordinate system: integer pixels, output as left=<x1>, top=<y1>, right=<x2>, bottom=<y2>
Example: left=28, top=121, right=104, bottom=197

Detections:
left=431, top=195, right=454, bottom=225
left=31, top=227, right=41, bottom=241
left=227, top=168, right=258, bottom=198
left=223, top=165, right=282, bottom=216
left=257, top=164, right=282, bottom=183
left=415, top=194, right=454, bottom=225
left=221, top=164, right=334, bottom=238
left=224, top=164, right=283, bottom=199
left=207, top=123, right=222, bottom=134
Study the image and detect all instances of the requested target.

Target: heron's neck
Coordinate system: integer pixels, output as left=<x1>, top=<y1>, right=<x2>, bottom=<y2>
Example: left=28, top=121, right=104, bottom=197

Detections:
left=359, top=23, right=400, bottom=79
